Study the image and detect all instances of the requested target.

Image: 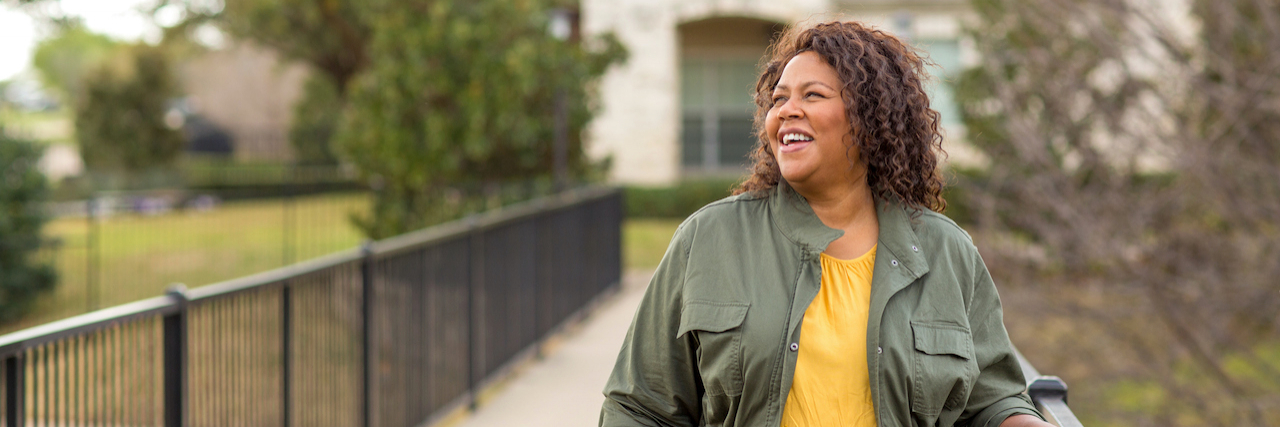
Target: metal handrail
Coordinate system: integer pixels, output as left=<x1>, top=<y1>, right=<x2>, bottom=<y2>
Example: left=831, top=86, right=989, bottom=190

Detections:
left=0, top=186, right=624, bottom=427
left=0, top=186, right=620, bottom=351
left=1015, top=347, right=1085, bottom=427
left=0, top=294, right=179, bottom=355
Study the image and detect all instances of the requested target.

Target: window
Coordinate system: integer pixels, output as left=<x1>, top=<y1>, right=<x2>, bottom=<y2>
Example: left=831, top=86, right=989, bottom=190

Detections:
left=680, top=57, right=759, bottom=172
left=918, top=39, right=962, bottom=127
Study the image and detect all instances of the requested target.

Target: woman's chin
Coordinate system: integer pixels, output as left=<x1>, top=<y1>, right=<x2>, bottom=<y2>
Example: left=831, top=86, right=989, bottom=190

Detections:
left=779, top=168, right=815, bottom=187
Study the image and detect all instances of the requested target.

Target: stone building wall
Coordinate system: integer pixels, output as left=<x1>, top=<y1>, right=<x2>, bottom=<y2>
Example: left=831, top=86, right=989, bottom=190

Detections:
left=582, top=0, right=979, bottom=185
left=179, top=42, right=308, bottom=162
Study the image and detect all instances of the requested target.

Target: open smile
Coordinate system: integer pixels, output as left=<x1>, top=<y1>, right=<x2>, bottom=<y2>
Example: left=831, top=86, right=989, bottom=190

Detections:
left=777, top=129, right=815, bottom=153
left=781, top=133, right=814, bottom=145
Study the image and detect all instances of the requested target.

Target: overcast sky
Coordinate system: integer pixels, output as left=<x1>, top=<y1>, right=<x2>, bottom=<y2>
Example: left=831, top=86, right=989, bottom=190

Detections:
left=0, top=0, right=162, bottom=82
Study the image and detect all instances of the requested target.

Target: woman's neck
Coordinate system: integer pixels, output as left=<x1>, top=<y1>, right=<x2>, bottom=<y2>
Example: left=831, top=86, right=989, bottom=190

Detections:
left=793, top=180, right=879, bottom=259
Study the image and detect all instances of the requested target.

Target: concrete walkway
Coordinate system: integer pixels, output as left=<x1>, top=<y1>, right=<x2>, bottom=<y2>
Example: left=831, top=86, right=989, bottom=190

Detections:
left=449, top=269, right=652, bottom=427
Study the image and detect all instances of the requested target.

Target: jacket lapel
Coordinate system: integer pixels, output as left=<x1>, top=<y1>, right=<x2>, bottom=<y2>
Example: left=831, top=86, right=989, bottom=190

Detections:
left=865, top=198, right=930, bottom=407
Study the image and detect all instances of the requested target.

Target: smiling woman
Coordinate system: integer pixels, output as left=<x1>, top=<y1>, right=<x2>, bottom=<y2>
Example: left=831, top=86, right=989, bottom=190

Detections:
left=601, top=21, right=1052, bottom=427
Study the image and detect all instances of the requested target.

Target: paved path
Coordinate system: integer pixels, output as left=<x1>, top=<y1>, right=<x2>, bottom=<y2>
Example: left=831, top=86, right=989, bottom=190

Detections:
left=450, top=269, right=652, bottom=427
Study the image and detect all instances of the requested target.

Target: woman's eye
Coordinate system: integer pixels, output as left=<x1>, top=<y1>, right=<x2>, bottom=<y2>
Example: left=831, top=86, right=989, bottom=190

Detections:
left=771, top=96, right=786, bottom=106
left=806, top=92, right=823, bottom=99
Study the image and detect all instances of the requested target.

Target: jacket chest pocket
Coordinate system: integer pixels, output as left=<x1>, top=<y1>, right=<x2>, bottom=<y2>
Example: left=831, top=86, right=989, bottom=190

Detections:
left=677, top=301, right=749, bottom=397
left=909, top=321, right=979, bottom=417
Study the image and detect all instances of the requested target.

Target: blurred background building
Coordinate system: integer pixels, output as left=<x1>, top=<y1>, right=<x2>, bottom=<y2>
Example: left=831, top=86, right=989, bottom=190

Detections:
left=179, top=42, right=307, bottom=162
left=582, top=0, right=977, bottom=184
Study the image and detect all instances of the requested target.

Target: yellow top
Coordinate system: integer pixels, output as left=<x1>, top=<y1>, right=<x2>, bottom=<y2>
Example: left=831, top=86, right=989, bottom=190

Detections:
left=781, top=246, right=878, bottom=427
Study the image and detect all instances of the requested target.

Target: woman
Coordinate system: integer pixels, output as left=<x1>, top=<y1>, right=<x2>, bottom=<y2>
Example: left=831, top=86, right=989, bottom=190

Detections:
left=600, top=21, right=1050, bottom=427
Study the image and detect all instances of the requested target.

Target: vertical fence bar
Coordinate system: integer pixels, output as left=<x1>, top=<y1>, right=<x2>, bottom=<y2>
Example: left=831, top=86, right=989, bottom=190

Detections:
left=164, top=286, right=189, bottom=427
left=87, top=196, right=99, bottom=312
left=360, top=242, right=374, bottom=427
left=284, top=166, right=296, bottom=266
left=281, top=283, right=292, bottom=427
left=467, top=221, right=483, bottom=411
left=4, top=354, right=22, bottom=427
left=532, top=209, right=543, bottom=361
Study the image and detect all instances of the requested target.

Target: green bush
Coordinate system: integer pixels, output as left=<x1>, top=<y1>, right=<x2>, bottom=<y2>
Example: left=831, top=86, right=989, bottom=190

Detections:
left=288, top=75, right=342, bottom=166
left=624, top=178, right=742, bottom=219
left=624, top=175, right=979, bottom=225
left=74, top=44, right=183, bottom=183
left=0, top=131, right=56, bottom=321
left=335, top=0, right=625, bottom=238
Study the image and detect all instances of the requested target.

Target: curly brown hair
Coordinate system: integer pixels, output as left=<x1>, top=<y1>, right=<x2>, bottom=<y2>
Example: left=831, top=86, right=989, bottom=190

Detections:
left=733, top=21, right=947, bottom=213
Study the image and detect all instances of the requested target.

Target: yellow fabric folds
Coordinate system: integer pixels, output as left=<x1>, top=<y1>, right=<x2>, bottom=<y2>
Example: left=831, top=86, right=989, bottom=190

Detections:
left=781, top=246, right=877, bottom=427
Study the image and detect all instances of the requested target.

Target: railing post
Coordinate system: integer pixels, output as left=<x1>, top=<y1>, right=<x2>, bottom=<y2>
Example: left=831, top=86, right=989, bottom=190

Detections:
left=467, top=219, right=483, bottom=411
left=360, top=242, right=374, bottom=427
left=5, top=353, right=23, bottom=427
left=281, top=282, right=292, bottom=427
left=163, top=284, right=189, bottom=427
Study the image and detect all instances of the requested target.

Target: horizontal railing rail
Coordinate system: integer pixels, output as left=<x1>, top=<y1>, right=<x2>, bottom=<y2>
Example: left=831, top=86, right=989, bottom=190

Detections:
left=0, top=186, right=623, bottom=427
left=1016, top=347, right=1084, bottom=427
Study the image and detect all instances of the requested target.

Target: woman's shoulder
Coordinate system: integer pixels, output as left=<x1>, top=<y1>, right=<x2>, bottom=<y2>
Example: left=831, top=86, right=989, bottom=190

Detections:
left=676, top=191, right=771, bottom=232
left=908, top=207, right=981, bottom=255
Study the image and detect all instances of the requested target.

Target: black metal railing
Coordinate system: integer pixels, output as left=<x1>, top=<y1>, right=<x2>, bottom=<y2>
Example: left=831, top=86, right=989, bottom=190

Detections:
left=0, top=187, right=622, bottom=427
left=1016, top=347, right=1084, bottom=427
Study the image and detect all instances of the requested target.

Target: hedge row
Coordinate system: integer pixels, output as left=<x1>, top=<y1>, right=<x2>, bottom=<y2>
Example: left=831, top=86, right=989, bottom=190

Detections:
left=624, top=176, right=977, bottom=227
left=623, top=178, right=741, bottom=218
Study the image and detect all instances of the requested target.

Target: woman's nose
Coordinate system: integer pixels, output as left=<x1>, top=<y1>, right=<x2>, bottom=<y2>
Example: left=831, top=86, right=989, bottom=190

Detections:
left=778, top=98, right=802, bottom=120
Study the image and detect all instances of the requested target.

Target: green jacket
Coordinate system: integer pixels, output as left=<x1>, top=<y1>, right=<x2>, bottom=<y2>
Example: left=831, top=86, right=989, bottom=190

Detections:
left=601, top=182, right=1044, bottom=427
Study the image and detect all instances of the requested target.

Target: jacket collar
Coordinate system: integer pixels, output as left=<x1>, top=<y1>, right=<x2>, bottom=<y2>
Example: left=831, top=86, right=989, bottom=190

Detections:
left=767, top=180, right=929, bottom=279
left=768, top=180, right=844, bottom=258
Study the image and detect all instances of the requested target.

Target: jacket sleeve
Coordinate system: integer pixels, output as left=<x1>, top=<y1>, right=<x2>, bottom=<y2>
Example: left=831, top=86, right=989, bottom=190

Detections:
left=599, top=224, right=701, bottom=427
left=959, top=250, right=1046, bottom=427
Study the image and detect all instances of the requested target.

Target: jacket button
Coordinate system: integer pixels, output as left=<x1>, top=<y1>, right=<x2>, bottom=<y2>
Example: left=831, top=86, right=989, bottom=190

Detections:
left=877, top=346, right=883, bottom=354
left=790, top=343, right=799, bottom=351
left=891, top=260, right=899, bottom=266
left=911, top=245, right=918, bottom=252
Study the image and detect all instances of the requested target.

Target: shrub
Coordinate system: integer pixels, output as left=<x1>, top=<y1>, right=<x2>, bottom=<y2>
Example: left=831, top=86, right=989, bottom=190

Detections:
left=74, top=44, right=183, bottom=184
left=624, top=178, right=742, bottom=219
left=0, top=131, right=56, bottom=321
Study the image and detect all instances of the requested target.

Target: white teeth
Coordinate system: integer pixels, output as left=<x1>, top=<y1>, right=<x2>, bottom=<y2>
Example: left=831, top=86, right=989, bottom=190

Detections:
left=781, top=133, right=813, bottom=145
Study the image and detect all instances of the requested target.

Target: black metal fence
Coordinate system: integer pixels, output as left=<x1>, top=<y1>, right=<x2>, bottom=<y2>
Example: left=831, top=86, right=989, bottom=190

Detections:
left=0, top=187, right=622, bottom=427
left=35, top=174, right=368, bottom=321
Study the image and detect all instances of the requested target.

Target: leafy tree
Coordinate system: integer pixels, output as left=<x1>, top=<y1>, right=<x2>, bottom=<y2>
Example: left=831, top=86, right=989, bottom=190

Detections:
left=336, top=0, right=624, bottom=238
left=74, top=44, right=184, bottom=183
left=287, top=75, right=342, bottom=166
left=216, top=0, right=369, bottom=96
left=0, top=130, right=56, bottom=321
left=956, top=0, right=1280, bottom=425
left=193, top=0, right=372, bottom=167
left=31, top=20, right=120, bottom=104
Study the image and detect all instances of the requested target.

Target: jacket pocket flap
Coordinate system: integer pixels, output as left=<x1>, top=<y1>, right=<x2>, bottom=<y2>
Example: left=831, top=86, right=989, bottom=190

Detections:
left=677, top=302, right=749, bottom=338
left=910, top=321, right=973, bottom=360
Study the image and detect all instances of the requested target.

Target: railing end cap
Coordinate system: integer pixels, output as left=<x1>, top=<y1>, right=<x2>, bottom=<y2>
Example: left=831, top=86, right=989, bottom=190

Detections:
left=1028, top=375, right=1069, bottom=404
left=165, top=283, right=189, bottom=301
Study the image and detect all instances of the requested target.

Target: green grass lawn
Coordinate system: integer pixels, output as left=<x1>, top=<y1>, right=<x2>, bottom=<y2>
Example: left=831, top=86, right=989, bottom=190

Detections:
left=623, top=218, right=682, bottom=271
left=5, top=206, right=680, bottom=335
left=0, top=107, right=74, bottom=145
left=4, top=192, right=371, bottom=334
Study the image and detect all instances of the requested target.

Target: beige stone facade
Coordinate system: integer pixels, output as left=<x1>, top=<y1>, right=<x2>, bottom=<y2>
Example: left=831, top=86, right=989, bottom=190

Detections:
left=180, top=43, right=308, bottom=162
left=582, top=0, right=978, bottom=185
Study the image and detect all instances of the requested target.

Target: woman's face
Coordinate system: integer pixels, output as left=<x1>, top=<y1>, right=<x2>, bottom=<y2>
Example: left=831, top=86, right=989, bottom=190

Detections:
left=765, top=51, right=863, bottom=192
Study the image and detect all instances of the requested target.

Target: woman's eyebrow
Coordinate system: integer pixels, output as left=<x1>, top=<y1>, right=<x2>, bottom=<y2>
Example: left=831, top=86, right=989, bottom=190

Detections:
left=800, top=81, right=837, bottom=91
left=773, top=81, right=836, bottom=92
